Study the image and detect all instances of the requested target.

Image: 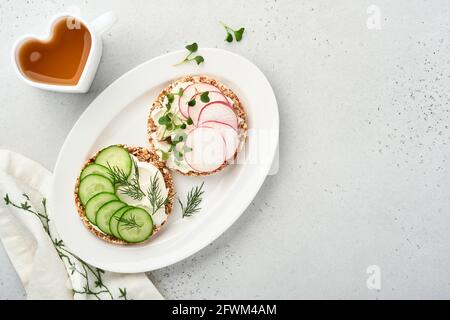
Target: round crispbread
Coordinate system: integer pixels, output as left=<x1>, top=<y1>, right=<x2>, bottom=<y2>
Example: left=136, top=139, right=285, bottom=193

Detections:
left=147, top=75, right=248, bottom=176
left=74, top=145, right=175, bottom=245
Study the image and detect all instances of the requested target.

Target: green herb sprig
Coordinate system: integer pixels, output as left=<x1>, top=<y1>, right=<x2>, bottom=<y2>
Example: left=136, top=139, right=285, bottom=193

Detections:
left=188, top=91, right=210, bottom=107
left=115, top=213, right=142, bottom=231
left=107, top=159, right=145, bottom=200
left=158, top=89, right=192, bottom=133
left=156, top=88, right=195, bottom=162
left=200, top=91, right=210, bottom=103
left=147, top=172, right=172, bottom=215
left=179, top=182, right=205, bottom=218
left=221, top=22, right=245, bottom=42
left=4, top=193, right=126, bottom=299
left=188, top=98, right=196, bottom=107
left=166, top=88, right=184, bottom=108
left=158, top=111, right=175, bottom=130
left=176, top=42, right=204, bottom=65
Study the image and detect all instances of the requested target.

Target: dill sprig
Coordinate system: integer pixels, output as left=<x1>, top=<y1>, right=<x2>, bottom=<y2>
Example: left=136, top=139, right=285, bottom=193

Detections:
left=116, top=213, right=142, bottom=231
left=107, top=159, right=145, bottom=200
left=147, top=172, right=171, bottom=215
left=179, top=182, right=205, bottom=218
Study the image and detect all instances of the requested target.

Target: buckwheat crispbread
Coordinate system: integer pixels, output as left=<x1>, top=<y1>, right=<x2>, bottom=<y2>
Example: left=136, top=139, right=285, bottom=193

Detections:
left=147, top=75, right=248, bottom=176
left=74, top=145, right=175, bottom=245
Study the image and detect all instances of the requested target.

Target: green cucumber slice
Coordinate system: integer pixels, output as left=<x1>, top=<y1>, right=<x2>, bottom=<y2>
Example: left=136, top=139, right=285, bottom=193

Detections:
left=109, top=206, right=132, bottom=240
left=95, top=145, right=132, bottom=179
left=96, top=200, right=127, bottom=235
left=78, top=174, right=115, bottom=206
left=84, top=192, right=118, bottom=224
left=117, top=208, right=153, bottom=243
left=80, top=164, right=111, bottom=181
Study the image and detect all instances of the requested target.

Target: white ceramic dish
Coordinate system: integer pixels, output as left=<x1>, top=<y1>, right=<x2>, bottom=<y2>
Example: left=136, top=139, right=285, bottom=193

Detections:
left=11, top=11, right=116, bottom=93
left=50, top=48, right=279, bottom=272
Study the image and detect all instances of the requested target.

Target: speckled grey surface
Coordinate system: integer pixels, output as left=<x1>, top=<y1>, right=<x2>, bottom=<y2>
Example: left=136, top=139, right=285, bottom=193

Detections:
left=1, top=0, right=450, bottom=299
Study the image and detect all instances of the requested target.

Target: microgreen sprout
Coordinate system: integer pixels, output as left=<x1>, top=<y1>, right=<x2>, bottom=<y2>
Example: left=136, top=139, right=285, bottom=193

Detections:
left=188, top=98, right=196, bottom=107
left=200, top=91, right=210, bottom=103
left=221, top=22, right=245, bottom=42
left=188, top=91, right=209, bottom=108
left=176, top=42, right=205, bottom=65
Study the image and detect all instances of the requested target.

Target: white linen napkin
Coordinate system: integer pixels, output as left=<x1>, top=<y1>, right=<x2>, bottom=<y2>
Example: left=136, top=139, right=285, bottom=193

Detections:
left=0, top=149, right=163, bottom=300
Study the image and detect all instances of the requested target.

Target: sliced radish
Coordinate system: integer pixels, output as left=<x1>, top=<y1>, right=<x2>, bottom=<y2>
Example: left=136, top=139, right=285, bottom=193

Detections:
left=201, top=121, right=239, bottom=160
left=184, top=127, right=226, bottom=172
left=188, top=91, right=229, bottom=125
left=177, top=83, right=195, bottom=118
left=178, top=83, right=225, bottom=119
left=198, top=101, right=238, bottom=130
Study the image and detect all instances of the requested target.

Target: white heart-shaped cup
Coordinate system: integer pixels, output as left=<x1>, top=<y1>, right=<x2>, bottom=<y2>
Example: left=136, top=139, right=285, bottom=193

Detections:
left=11, top=11, right=117, bottom=93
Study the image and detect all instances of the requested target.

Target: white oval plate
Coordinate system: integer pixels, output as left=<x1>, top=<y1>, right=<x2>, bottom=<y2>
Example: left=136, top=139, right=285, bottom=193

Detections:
left=50, top=48, right=279, bottom=273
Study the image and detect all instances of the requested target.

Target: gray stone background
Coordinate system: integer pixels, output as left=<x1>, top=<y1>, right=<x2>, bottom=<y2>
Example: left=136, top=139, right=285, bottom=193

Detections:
left=1, top=0, right=450, bottom=299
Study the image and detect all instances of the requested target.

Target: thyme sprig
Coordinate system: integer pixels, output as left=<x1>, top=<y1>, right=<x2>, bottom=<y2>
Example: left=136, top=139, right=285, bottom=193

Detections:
left=179, top=182, right=205, bottom=218
left=3, top=193, right=127, bottom=300
left=118, top=288, right=128, bottom=300
left=107, top=159, right=145, bottom=200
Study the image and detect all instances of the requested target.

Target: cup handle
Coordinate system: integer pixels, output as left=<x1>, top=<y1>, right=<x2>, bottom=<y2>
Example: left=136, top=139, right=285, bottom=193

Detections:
left=91, top=11, right=117, bottom=35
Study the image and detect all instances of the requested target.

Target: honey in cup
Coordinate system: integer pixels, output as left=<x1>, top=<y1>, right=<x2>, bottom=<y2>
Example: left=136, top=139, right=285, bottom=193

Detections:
left=17, top=16, right=92, bottom=86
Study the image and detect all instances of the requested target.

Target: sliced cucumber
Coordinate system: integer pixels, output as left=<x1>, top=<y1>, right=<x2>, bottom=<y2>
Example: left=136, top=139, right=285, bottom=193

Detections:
left=85, top=192, right=118, bottom=224
left=109, top=206, right=132, bottom=240
left=78, top=174, right=115, bottom=206
left=80, top=164, right=111, bottom=181
left=96, top=200, right=127, bottom=235
left=117, top=208, right=153, bottom=243
left=95, top=145, right=132, bottom=178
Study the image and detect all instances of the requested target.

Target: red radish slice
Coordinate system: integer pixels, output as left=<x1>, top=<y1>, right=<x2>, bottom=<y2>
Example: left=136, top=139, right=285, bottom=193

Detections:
left=184, top=127, right=226, bottom=172
left=177, top=83, right=195, bottom=118
left=201, top=121, right=239, bottom=160
left=188, top=91, right=229, bottom=125
left=198, top=101, right=238, bottom=130
left=178, top=83, right=225, bottom=119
